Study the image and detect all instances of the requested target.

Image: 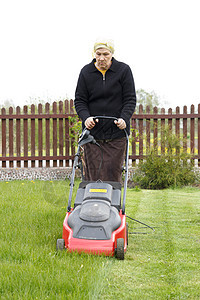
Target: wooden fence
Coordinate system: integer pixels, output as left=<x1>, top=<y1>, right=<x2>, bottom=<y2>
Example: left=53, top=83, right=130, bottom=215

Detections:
left=0, top=100, right=200, bottom=168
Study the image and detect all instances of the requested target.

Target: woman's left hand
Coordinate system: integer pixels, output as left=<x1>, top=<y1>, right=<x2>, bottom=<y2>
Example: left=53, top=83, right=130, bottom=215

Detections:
left=114, top=118, right=126, bottom=129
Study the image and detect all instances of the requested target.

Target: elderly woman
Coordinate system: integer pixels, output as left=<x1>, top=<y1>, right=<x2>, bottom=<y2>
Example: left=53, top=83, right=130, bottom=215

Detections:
left=74, top=40, right=136, bottom=182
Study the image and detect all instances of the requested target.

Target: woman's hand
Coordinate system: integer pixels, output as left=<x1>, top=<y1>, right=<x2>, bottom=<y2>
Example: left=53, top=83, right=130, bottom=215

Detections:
left=84, top=117, right=98, bottom=129
left=114, top=118, right=126, bottom=129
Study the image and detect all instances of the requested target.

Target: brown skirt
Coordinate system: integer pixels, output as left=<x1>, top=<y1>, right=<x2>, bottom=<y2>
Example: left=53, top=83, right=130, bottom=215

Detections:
left=83, top=137, right=126, bottom=182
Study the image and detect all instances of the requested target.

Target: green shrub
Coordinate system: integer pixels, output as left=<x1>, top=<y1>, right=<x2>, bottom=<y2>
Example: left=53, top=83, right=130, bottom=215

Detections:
left=130, top=129, right=200, bottom=189
left=69, top=114, right=82, bottom=147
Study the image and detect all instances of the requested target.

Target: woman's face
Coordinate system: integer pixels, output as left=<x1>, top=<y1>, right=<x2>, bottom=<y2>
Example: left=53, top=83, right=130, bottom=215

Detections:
left=95, top=48, right=112, bottom=70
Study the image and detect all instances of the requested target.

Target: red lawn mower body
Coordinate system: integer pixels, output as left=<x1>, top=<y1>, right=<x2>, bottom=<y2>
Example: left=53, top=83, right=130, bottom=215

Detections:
left=62, top=208, right=127, bottom=257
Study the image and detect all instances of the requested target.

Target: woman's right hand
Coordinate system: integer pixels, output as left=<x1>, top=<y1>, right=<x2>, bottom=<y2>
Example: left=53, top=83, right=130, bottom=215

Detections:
left=84, top=117, right=98, bottom=130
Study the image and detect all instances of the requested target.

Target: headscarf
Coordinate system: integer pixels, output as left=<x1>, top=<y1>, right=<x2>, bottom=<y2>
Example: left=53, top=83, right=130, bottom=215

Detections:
left=93, top=39, right=115, bottom=54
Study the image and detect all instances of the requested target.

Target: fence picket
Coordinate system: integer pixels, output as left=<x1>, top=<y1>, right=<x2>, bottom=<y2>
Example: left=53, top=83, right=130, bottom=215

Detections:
left=70, top=99, right=75, bottom=159
left=23, top=105, right=28, bottom=167
left=175, top=106, right=180, bottom=155
left=198, top=104, right=200, bottom=167
left=168, top=108, right=172, bottom=132
left=38, top=104, right=43, bottom=167
left=161, top=107, right=165, bottom=154
left=9, top=107, right=14, bottom=168
left=53, top=102, right=57, bottom=167
left=153, top=106, right=158, bottom=154
left=16, top=106, right=21, bottom=167
left=190, top=104, right=195, bottom=156
left=131, top=116, right=136, bottom=166
left=139, top=104, right=143, bottom=158
left=65, top=100, right=69, bottom=167
left=146, top=106, right=150, bottom=154
left=1, top=108, right=6, bottom=167
left=31, top=104, right=35, bottom=167
left=45, top=103, right=50, bottom=167
left=59, top=101, right=63, bottom=167
left=183, top=106, right=187, bottom=152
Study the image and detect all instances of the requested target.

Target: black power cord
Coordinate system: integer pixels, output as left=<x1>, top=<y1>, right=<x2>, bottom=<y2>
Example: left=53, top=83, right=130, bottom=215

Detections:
left=95, top=142, right=103, bottom=180
left=126, top=215, right=155, bottom=234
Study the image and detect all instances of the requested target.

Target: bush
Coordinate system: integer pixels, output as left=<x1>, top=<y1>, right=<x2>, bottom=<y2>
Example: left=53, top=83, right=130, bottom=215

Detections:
left=130, top=129, right=200, bottom=189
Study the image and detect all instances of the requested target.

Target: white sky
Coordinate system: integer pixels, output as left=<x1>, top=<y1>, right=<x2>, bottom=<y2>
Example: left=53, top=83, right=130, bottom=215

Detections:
left=0, top=0, right=200, bottom=110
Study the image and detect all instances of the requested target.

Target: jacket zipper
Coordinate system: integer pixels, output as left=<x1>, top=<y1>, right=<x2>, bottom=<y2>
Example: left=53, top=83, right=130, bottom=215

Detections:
left=103, top=73, right=106, bottom=85
left=102, top=73, right=106, bottom=120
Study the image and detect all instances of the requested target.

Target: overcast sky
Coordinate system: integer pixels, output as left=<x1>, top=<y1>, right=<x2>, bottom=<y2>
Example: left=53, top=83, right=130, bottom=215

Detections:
left=0, top=0, right=200, bottom=111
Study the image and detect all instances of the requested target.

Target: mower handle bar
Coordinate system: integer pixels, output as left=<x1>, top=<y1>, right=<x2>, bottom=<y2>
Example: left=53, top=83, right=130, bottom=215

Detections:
left=93, top=115, right=118, bottom=122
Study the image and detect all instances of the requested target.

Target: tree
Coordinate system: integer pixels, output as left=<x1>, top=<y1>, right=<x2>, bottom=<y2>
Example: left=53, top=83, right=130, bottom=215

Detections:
left=136, top=89, right=161, bottom=112
left=0, top=99, right=15, bottom=110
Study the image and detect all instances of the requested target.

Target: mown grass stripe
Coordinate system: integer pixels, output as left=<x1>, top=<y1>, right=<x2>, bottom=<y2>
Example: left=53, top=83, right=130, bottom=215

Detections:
left=100, top=188, right=200, bottom=299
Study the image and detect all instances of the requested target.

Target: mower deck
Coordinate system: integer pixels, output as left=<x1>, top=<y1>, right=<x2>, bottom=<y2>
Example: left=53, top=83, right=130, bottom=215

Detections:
left=58, top=181, right=128, bottom=259
left=62, top=209, right=127, bottom=256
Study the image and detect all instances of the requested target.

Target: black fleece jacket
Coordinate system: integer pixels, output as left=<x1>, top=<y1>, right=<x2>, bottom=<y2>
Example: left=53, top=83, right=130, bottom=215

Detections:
left=74, top=58, right=136, bottom=140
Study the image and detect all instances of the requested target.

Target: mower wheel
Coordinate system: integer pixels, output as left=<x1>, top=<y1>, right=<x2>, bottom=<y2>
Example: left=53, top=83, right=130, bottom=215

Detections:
left=116, top=238, right=124, bottom=260
left=56, top=239, right=65, bottom=251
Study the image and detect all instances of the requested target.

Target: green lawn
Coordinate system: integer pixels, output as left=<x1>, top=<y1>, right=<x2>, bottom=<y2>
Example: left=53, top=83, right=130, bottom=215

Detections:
left=0, top=180, right=200, bottom=299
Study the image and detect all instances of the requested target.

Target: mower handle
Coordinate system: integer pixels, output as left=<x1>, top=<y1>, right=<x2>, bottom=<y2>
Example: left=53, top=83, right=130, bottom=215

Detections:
left=68, top=115, right=129, bottom=214
left=93, top=116, right=118, bottom=122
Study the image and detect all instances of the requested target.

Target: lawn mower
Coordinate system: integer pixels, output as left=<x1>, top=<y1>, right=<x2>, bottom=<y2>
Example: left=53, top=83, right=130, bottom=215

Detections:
left=56, top=116, right=129, bottom=259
